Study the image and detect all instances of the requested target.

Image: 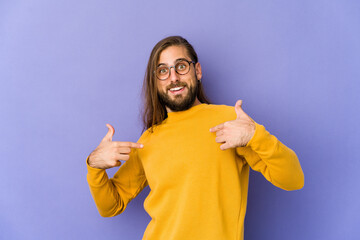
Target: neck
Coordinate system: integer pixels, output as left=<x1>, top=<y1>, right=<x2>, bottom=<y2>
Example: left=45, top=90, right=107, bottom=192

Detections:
left=165, top=98, right=201, bottom=113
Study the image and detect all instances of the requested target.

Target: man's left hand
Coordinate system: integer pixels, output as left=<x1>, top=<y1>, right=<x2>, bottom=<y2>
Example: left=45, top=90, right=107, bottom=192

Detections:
left=210, top=100, right=256, bottom=150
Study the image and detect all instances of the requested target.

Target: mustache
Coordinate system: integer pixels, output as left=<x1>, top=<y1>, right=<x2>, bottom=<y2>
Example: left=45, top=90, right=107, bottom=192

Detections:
left=166, top=82, right=187, bottom=91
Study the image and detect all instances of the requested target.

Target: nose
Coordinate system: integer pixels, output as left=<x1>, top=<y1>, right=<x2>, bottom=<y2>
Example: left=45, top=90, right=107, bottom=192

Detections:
left=168, top=66, right=180, bottom=82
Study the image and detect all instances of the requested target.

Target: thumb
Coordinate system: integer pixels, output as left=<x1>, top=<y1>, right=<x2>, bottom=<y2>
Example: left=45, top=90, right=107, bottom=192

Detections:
left=102, top=124, right=115, bottom=142
left=235, top=100, right=245, bottom=119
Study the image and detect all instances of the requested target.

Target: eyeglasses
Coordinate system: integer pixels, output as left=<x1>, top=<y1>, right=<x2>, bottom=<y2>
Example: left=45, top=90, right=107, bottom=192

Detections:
left=155, top=59, right=195, bottom=80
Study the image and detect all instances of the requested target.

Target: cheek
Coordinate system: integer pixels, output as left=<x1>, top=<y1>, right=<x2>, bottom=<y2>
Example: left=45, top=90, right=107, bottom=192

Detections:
left=180, top=75, right=193, bottom=85
left=186, top=77, right=197, bottom=87
left=157, top=82, right=167, bottom=92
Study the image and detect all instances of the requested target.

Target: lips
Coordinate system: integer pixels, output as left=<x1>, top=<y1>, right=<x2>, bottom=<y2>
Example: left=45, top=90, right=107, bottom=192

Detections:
left=169, top=86, right=185, bottom=94
left=167, top=82, right=187, bottom=95
left=170, top=86, right=184, bottom=91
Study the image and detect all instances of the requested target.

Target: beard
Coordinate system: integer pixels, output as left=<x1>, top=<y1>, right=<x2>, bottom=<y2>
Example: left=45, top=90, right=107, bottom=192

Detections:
left=158, top=80, right=199, bottom=112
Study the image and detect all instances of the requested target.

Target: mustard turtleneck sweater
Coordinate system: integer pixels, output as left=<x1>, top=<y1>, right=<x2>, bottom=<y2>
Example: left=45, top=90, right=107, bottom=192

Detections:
left=87, top=104, right=304, bottom=240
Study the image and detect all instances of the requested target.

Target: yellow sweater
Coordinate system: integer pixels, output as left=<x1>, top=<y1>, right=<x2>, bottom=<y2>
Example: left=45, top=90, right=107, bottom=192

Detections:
left=87, top=104, right=304, bottom=240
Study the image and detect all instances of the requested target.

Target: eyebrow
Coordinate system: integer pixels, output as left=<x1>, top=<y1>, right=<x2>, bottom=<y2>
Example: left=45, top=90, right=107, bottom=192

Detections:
left=157, top=58, right=190, bottom=67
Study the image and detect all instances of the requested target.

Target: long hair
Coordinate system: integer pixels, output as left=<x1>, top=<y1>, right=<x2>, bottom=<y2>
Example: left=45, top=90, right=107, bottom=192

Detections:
left=142, top=36, right=210, bottom=132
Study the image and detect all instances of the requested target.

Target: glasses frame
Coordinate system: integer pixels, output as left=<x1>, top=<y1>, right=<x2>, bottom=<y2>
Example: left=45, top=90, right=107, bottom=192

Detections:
left=154, top=59, right=196, bottom=81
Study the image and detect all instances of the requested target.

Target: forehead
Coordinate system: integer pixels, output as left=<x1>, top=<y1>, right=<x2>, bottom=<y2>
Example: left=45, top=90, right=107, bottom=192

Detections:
left=158, top=45, right=190, bottom=64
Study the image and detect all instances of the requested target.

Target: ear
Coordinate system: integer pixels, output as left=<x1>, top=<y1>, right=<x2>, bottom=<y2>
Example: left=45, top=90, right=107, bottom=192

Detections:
left=195, top=62, right=202, bottom=81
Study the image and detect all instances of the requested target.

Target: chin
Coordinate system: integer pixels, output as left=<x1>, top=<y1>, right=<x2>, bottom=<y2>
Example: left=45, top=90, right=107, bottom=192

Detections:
left=158, top=82, right=199, bottom=112
left=165, top=95, right=196, bottom=112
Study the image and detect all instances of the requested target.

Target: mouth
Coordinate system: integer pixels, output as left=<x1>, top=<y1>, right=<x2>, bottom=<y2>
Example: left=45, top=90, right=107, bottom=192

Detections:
left=168, top=86, right=185, bottom=95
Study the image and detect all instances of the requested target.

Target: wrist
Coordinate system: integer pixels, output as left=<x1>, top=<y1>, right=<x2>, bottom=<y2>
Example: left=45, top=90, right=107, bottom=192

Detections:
left=87, top=153, right=96, bottom=168
left=245, top=122, right=258, bottom=148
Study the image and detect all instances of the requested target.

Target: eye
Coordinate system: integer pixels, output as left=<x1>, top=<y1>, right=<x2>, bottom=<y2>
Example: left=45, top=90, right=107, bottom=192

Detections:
left=157, top=67, right=168, bottom=75
left=176, top=63, right=187, bottom=71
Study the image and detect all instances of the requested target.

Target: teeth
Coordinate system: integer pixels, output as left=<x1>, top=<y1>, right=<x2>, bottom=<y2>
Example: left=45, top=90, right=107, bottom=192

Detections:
left=170, top=87, right=184, bottom=91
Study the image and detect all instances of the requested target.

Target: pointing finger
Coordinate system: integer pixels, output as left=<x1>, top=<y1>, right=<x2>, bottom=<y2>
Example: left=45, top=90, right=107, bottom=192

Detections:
left=113, top=141, right=144, bottom=149
left=210, top=123, right=224, bottom=132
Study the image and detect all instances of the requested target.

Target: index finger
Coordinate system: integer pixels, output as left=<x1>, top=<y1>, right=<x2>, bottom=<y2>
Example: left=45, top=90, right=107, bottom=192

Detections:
left=210, top=123, right=224, bottom=132
left=113, top=141, right=144, bottom=149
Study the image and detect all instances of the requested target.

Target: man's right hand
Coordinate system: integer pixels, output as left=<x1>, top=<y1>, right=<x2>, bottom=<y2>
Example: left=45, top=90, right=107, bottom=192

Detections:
left=87, top=124, right=144, bottom=169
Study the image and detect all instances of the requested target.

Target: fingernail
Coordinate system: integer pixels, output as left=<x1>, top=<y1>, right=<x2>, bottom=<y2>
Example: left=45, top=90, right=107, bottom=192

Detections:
left=140, top=144, right=144, bottom=148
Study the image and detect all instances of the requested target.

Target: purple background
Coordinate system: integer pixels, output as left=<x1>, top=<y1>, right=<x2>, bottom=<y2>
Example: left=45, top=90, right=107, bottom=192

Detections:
left=1, top=0, right=359, bottom=239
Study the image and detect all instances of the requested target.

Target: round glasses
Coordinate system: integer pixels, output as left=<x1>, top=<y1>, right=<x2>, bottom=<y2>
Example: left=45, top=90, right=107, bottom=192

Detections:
left=155, top=59, right=195, bottom=80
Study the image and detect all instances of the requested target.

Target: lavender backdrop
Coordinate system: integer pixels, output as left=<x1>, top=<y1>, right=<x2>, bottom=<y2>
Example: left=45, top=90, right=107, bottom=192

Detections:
left=1, top=0, right=359, bottom=239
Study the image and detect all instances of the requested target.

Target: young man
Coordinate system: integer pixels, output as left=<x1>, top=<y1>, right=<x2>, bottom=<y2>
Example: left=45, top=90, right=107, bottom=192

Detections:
left=86, top=36, right=304, bottom=240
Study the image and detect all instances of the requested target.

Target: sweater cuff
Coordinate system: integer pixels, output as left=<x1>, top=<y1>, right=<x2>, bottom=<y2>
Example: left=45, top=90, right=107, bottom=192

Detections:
left=236, top=122, right=264, bottom=160
left=86, top=155, right=108, bottom=186
left=245, top=122, right=273, bottom=152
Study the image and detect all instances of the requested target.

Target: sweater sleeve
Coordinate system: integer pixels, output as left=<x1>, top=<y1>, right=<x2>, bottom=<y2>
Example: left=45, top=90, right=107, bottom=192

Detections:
left=86, top=148, right=148, bottom=217
left=236, top=122, right=304, bottom=191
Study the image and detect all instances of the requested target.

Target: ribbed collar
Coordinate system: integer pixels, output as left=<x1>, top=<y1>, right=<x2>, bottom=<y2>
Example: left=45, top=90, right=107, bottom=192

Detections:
left=165, top=103, right=208, bottom=123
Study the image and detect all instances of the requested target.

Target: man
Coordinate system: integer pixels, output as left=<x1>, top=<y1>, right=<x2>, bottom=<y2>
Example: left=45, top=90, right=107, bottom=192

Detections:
left=86, top=36, right=304, bottom=240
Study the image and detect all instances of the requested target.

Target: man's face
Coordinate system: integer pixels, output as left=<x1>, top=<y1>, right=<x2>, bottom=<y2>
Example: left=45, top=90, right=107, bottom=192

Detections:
left=156, top=45, right=202, bottom=112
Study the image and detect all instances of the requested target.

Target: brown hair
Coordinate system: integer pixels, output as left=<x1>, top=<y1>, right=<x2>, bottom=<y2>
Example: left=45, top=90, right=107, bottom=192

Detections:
left=142, top=36, right=210, bottom=132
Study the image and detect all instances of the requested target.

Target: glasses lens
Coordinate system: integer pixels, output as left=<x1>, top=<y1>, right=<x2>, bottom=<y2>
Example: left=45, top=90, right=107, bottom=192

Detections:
left=156, top=66, right=169, bottom=80
left=175, top=61, right=190, bottom=75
